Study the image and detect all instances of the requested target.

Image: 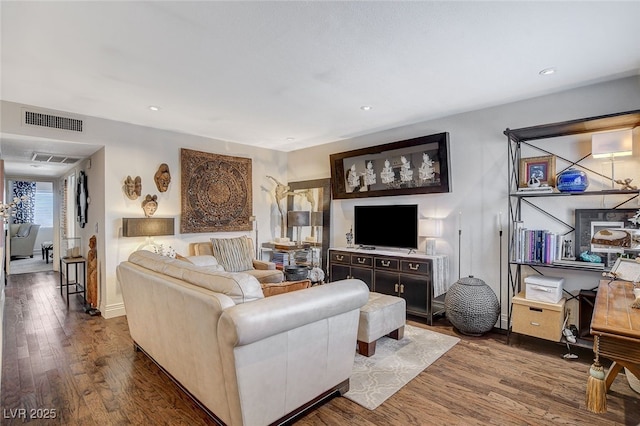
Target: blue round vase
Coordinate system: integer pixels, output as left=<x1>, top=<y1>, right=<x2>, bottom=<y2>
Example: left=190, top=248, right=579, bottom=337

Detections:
left=556, top=168, right=589, bottom=192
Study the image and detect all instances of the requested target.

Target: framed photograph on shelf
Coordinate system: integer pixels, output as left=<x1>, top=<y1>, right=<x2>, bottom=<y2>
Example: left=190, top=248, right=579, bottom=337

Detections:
left=519, top=155, right=556, bottom=188
left=590, top=221, right=625, bottom=253
left=608, top=257, right=640, bottom=282
left=575, top=208, right=639, bottom=266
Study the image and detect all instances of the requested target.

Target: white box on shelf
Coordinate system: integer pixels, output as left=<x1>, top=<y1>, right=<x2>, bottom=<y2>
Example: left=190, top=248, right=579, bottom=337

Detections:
left=524, top=275, right=564, bottom=304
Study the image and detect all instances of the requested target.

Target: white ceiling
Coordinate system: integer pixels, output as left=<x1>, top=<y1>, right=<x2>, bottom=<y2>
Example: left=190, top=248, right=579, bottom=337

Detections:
left=1, top=1, right=640, bottom=178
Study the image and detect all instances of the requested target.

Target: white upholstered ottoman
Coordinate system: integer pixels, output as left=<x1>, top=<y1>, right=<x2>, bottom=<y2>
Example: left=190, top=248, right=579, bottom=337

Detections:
left=357, top=292, right=406, bottom=357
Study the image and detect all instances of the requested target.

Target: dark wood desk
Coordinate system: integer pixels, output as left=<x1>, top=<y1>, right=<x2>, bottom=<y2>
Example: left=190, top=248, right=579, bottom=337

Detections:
left=590, top=280, right=640, bottom=392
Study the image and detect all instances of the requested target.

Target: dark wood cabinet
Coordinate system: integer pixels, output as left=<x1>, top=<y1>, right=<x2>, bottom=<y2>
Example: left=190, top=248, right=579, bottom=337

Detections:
left=328, top=248, right=444, bottom=324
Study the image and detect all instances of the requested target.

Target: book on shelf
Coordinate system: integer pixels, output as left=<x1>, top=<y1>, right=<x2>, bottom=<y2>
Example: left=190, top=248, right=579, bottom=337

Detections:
left=515, top=186, right=554, bottom=194
left=552, top=259, right=605, bottom=269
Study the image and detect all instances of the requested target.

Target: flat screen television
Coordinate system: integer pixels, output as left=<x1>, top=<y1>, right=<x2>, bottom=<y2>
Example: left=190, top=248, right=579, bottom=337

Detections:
left=354, top=204, right=418, bottom=250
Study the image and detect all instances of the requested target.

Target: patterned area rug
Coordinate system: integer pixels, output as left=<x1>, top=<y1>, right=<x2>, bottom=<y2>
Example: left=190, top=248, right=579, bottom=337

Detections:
left=9, top=256, right=53, bottom=275
left=344, top=324, right=459, bottom=410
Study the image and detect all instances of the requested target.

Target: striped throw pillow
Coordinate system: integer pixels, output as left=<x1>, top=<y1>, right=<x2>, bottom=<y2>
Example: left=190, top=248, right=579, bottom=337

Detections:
left=210, top=236, right=255, bottom=272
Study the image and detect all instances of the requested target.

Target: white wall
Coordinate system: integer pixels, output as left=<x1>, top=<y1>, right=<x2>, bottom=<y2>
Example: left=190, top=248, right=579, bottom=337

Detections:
left=1, top=100, right=288, bottom=318
left=288, top=75, right=640, bottom=327
left=2, top=76, right=639, bottom=325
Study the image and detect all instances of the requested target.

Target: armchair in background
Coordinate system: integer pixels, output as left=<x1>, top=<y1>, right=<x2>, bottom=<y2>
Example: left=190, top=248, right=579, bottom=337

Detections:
left=10, top=223, right=41, bottom=259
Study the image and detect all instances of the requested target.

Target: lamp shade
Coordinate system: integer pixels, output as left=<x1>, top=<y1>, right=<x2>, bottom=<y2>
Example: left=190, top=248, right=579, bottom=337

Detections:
left=287, top=211, right=310, bottom=227
left=592, top=129, right=633, bottom=158
left=419, top=218, right=443, bottom=237
left=311, top=211, right=323, bottom=226
left=123, top=217, right=175, bottom=237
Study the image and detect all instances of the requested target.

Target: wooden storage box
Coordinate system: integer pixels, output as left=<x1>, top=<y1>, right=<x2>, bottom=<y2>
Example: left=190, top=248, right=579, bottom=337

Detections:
left=512, top=291, right=565, bottom=342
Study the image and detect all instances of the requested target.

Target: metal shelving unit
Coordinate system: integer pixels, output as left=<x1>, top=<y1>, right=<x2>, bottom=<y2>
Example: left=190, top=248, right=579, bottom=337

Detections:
left=504, top=110, right=640, bottom=341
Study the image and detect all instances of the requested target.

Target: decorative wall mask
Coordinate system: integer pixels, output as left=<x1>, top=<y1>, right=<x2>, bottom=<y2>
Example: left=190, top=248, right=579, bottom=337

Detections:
left=123, top=175, right=142, bottom=200
left=141, top=194, right=158, bottom=217
left=154, top=163, right=171, bottom=192
left=180, top=148, right=252, bottom=233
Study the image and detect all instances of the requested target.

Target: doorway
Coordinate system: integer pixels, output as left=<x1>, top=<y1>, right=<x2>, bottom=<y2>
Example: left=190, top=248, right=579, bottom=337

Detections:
left=8, top=180, right=54, bottom=275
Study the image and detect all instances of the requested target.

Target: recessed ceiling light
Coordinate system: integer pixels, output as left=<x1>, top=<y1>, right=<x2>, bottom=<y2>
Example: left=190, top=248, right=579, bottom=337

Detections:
left=539, top=67, right=556, bottom=76
left=286, top=137, right=295, bottom=141
left=149, top=105, right=160, bottom=111
left=360, top=105, right=373, bottom=111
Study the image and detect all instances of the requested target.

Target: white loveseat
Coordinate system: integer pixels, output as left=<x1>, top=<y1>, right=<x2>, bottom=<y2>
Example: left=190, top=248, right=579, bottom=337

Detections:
left=117, top=250, right=369, bottom=426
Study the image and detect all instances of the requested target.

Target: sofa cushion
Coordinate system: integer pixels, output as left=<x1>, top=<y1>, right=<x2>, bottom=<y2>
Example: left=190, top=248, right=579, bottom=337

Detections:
left=16, top=223, right=31, bottom=237
left=184, top=255, right=225, bottom=271
left=210, top=236, right=254, bottom=272
left=128, top=250, right=263, bottom=304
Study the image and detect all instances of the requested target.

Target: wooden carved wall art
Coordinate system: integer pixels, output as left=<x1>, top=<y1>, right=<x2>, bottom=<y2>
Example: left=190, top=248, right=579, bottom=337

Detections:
left=142, top=194, right=158, bottom=217
left=154, top=163, right=171, bottom=192
left=180, top=148, right=252, bottom=233
left=123, top=175, right=142, bottom=200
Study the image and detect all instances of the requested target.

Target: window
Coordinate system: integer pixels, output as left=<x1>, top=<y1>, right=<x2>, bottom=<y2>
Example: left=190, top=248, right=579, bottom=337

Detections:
left=34, top=181, right=54, bottom=228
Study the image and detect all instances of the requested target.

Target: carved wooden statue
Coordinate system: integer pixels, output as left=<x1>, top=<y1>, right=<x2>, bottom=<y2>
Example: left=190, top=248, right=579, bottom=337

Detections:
left=154, top=163, right=171, bottom=192
left=87, top=235, right=98, bottom=308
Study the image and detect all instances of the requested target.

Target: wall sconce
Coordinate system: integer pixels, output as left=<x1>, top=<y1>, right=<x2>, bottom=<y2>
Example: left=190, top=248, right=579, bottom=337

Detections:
left=592, top=129, right=633, bottom=188
left=122, top=217, right=175, bottom=250
left=287, top=211, right=310, bottom=245
left=419, top=218, right=442, bottom=255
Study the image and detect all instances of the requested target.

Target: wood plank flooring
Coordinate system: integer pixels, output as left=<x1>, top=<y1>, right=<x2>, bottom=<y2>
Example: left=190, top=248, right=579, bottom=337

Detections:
left=2, top=271, right=639, bottom=425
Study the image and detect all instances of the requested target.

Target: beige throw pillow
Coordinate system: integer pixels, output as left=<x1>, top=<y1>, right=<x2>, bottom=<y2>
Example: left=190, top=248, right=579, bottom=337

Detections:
left=210, top=236, right=254, bottom=272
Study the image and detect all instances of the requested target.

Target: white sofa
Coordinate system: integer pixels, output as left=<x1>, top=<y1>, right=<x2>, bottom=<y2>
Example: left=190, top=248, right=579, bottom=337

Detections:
left=117, top=250, right=369, bottom=426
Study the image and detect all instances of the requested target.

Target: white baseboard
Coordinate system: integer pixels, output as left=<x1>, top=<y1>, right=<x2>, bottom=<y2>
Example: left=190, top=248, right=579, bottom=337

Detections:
left=102, top=302, right=125, bottom=319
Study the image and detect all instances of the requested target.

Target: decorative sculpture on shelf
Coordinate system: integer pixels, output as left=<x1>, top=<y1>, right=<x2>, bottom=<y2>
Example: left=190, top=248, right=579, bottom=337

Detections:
left=154, top=163, right=171, bottom=192
left=266, top=176, right=292, bottom=238
left=123, top=176, right=142, bottom=200
left=141, top=194, right=158, bottom=217
left=614, top=178, right=638, bottom=191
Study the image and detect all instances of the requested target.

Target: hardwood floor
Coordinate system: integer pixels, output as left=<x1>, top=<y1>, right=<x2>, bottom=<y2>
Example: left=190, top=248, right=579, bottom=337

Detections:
left=2, top=271, right=639, bottom=425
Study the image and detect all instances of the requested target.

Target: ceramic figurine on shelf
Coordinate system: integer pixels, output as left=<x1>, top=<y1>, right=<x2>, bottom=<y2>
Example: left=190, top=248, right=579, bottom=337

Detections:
left=346, top=226, right=354, bottom=248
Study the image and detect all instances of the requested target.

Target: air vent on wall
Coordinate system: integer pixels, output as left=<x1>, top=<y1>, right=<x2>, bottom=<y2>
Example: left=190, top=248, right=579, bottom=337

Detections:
left=32, top=153, right=81, bottom=165
left=24, top=110, right=83, bottom=132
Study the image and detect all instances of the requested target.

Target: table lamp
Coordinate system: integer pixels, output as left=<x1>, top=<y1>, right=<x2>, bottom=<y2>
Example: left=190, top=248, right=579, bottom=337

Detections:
left=419, top=218, right=442, bottom=255
left=592, top=129, right=633, bottom=189
left=287, top=211, right=310, bottom=245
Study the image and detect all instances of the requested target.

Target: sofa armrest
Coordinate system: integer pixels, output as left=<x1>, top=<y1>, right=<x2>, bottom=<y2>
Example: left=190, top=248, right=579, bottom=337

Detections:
left=219, top=279, right=368, bottom=346
left=252, top=259, right=276, bottom=270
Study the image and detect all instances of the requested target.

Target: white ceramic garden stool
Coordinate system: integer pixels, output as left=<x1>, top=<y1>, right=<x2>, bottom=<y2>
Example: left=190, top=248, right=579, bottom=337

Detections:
left=357, top=292, right=406, bottom=357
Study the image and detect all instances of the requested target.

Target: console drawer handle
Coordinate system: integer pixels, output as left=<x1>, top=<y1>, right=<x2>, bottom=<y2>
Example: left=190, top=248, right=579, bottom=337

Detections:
left=357, top=257, right=366, bottom=264
left=394, top=283, right=399, bottom=292
left=399, top=284, right=404, bottom=293
left=336, top=255, right=344, bottom=261
left=381, top=260, right=391, bottom=267
left=408, top=263, right=420, bottom=271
